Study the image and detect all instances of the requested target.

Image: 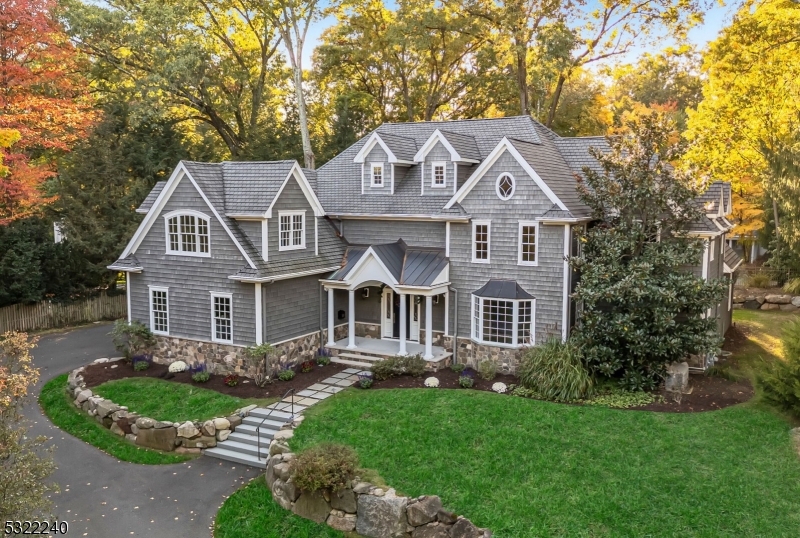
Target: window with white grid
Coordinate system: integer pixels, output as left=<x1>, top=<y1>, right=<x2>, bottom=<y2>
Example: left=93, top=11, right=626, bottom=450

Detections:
left=211, top=294, right=232, bottom=343
left=371, top=163, right=384, bottom=187
left=166, top=212, right=210, bottom=255
left=279, top=211, right=305, bottom=250
left=472, top=221, right=490, bottom=263
left=150, top=288, right=169, bottom=334
left=518, top=300, right=533, bottom=345
left=518, top=221, right=538, bottom=265
left=471, top=295, right=535, bottom=347
left=432, top=162, right=446, bottom=187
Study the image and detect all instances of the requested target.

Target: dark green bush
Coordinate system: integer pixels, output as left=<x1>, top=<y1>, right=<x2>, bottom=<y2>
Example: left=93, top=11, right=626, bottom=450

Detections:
left=458, top=375, right=474, bottom=388
left=371, top=355, right=426, bottom=380
left=478, top=359, right=497, bottom=380
left=192, top=371, right=210, bottom=383
left=111, top=319, right=155, bottom=359
left=278, top=369, right=295, bottom=381
left=289, top=444, right=359, bottom=493
left=760, top=319, right=800, bottom=415
left=403, top=355, right=426, bottom=377
left=133, top=360, right=150, bottom=371
left=450, top=363, right=466, bottom=374
left=518, top=338, right=593, bottom=401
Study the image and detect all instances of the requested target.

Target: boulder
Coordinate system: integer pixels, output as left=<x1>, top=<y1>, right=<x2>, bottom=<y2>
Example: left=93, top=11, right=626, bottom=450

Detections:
left=450, top=518, right=480, bottom=538
left=743, top=300, right=762, bottom=310
left=781, top=304, right=798, bottom=312
left=153, top=420, right=173, bottom=429
left=81, top=401, right=92, bottom=412
left=76, top=389, right=92, bottom=404
left=212, top=417, right=230, bottom=430
left=356, top=493, right=409, bottom=538
left=273, top=462, right=291, bottom=482
left=792, top=296, right=800, bottom=307
left=756, top=296, right=766, bottom=304
left=283, top=479, right=301, bottom=502
left=265, top=457, right=279, bottom=488
left=125, top=433, right=137, bottom=443
left=269, top=440, right=291, bottom=456
left=109, top=422, right=125, bottom=436
left=95, top=400, right=121, bottom=419
left=664, top=362, right=689, bottom=393
left=407, top=495, right=443, bottom=526
left=761, top=303, right=780, bottom=310
left=273, top=429, right=294, bottom=441
left=177, top=421, right=200, bottom=439
left=353, top=482, right=373, bottom=494
left=327, top=512, right=357, bottom=532
left=330, top=488, right=357, bottom=514
left=175, top=447, right=202, bottom=455
left=437, top=509, right=457, bottom=525
left=412, top=523, right=451, bottom=538
left=181, top=435, right=216, bottom=448
left=292, top=490, right=331, bottom=524
left=227, top=415, right=242, bottom=429
left=733, top=303, right=744, bottom=309
left=111, top=410, right=131, bottom=421
left=271, top=479, right=294, bottom=510
left=201, top=420, right=216, bottom=437
left=135, top=426, right=176, bottom=451
left=130, top=423, right=139, bottom=435
left=135, top=417, right=155, bottom=430
left=216, top=429, right=231, bottom=442
left=765, top=294, right=792, bottom=304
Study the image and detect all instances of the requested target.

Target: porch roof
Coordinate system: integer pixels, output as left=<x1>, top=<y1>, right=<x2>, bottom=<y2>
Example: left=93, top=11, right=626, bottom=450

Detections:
left=328, top=239, right=448, bottom=287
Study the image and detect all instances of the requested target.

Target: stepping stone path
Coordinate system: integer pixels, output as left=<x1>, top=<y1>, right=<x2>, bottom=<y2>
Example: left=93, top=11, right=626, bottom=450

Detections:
left=205, top=369, right=367, bottom=468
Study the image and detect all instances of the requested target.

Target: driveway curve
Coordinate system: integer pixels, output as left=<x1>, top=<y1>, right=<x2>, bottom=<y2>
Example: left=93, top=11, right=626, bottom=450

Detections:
left=23, top=323, right=260, bottom=537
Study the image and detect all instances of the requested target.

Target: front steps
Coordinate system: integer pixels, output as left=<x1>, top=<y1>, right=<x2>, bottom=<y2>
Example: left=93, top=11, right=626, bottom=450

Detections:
left=331, top=351, right=385, bottom=370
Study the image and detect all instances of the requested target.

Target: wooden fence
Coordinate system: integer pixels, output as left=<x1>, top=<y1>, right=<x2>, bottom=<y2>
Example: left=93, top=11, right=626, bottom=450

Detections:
left=0, top=293, right=127, bottom=333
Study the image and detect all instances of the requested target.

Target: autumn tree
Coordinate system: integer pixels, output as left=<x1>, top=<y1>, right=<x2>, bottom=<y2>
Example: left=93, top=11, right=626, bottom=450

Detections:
left=0, top=0, right=94, bottom=223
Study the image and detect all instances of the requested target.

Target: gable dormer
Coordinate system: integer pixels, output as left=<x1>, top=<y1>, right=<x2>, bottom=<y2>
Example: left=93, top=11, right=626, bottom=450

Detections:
left=353, top=132, right=416, bottom=195
left=414, top=129, right=481, bottom=195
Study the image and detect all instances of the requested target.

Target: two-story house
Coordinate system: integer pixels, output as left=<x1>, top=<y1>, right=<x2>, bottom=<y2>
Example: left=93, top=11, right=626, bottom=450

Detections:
left=109, top=116, right=741, bottom=377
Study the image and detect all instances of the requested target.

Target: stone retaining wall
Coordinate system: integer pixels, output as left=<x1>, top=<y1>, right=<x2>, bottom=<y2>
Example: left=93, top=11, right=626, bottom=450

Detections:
left=66, top=359, right=253, bottom=454
left=732, top=293, right=800, bottom=312
left=265, top=422, right=492, bottom=538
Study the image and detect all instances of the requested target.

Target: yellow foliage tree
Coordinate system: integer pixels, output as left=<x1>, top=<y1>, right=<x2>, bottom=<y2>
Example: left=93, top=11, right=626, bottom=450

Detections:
left=0, top=129, right=21, bottom=177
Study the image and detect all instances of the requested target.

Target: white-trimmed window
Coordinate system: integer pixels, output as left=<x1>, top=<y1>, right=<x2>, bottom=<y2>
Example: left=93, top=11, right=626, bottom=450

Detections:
left=472, top=220, right=490, bottom=263
left=370, top=163, right=384, bottom=187
left=431, top=162, right=446, bottom=187
left=279, top=211, right=305, bottom=250
left=471, top=295, right=535, bottom=347
left=496, top=173, right=516, bottom=200
left=518, top=221, right=539, bottom=266
left=165, top=211, right=210, bottom=256
left=211, top=292, right=232, bottom=343
left=149, top=286, right=169, bottom=335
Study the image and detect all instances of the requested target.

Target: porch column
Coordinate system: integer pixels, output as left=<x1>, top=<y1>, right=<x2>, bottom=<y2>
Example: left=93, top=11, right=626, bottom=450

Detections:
left=443, top=291, right=449, bottom=336
left=424, top=295, right=433, bottom=360
left=399, top=292, right=407, bottom=356
left=347, top=289, right=356, bottom=349
left=327, top=287, right=335, bottom=346
left=255, top=283, right=263, bottom=345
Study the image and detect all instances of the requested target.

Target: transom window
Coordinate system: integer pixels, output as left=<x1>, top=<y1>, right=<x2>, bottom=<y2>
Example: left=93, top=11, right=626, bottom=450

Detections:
left=472, top=221, right=490, bottom=263
left=518, top=221, right=538, bottom=266
left=149, top=287, right=169, bottom=335
left=496, top=173, right=515, bottom=200
left=279, top=211, right=305, bottom=250
left=165, top=212, right=210, bottom=256
left=472, top=295, right=535, bottom=347
left=211, top=293, right=232, bottom=343
left=371, top=163, right=384, bottom=187
left=432, top=162, right=446, bottom=187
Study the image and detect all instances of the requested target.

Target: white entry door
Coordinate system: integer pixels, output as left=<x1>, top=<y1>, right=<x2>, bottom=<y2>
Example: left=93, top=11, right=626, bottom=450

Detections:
left=382, top=288, right=394, bottom=338
left=409, top=295, right=421, bottom=342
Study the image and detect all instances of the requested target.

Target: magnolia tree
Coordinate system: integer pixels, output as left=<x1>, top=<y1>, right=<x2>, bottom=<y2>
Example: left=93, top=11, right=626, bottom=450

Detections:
left=570, top=112, right=725, bottom=390
left=0, top=332, right=56, bottom=520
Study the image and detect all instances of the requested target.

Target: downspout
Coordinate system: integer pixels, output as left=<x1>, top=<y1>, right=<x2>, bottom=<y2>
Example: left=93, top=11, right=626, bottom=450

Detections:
left=448, top=285, right=458, bottom=364
left=319, top=283, right=324, bottom=351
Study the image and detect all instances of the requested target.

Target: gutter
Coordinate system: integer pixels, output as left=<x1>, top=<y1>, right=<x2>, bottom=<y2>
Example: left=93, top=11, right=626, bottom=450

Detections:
left=449, top=285, right=458, bottom=364
left=228, top=265, right=341, bottom=283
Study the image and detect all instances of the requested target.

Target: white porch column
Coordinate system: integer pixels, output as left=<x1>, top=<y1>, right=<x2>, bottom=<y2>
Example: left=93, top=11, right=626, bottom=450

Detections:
left=327, top=287, right=335, bottom=346
left=424, top=295, right=433, bottom=360
left=126, top=273, right=132, bottom=324
left=255, top=283, right=263, bottom=345
left=443, top=291, right=449, bottom=336
left=399, top=293, right=407, bottom=356
left=347, top=289, right=356, bottom=349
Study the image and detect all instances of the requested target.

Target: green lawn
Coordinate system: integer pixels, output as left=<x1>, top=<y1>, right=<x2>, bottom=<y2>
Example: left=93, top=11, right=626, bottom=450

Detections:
left=215, top=478, right=343, bottom=538
left=92, top=377, right=272, bottom=422
left=289, top=389, right=800, bottom=538
left=39, top=374, right=192, bottom=464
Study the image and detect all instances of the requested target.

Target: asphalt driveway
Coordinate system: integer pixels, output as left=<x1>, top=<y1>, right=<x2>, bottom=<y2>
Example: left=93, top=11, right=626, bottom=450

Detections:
left=22, top=322, right=261, bottom=537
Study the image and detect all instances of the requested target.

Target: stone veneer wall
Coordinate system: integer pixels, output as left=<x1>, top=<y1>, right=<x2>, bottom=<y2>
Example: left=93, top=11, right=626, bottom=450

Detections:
left=443, top=336, right=521, bottom=375
left=66, top=359, right=252, bottom=453
left=265, top=421, right=492, bottom=538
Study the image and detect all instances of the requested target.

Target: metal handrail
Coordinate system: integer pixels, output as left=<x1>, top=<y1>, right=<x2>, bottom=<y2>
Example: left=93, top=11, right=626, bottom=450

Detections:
left=256, top=388, right=295, bottom=461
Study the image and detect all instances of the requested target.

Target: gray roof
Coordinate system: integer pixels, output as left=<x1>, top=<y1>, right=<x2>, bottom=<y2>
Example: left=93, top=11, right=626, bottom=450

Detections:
left=136, top=181, right=166, bottom=214
left=553, top=136, right=610, bottom=177
left=108, top=255, right=142, bottom=271
left=474, top=279, right=535, bottom=300
left=439, top=130, right=481, bottom=161
left=222, top=161, right=295, bottom=214
left=378, top=133, right=418, bottom=162
left=328, top=240, right=448, bottom=287
left=697, top=181, right=731, bottom=216
left=724, top=247, right=743, bottom=273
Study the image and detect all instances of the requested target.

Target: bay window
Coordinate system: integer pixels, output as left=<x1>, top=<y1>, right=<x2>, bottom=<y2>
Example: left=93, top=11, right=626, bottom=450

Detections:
left=471, top=280, right=536, bottom=347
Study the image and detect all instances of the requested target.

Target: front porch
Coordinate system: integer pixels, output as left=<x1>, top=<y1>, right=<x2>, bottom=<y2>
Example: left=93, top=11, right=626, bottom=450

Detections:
left=328, top=336, right=451, bottom=363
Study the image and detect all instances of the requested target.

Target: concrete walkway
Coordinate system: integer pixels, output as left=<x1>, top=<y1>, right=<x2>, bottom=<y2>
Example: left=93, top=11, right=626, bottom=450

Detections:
left=23, top=323, right=261, bottom=538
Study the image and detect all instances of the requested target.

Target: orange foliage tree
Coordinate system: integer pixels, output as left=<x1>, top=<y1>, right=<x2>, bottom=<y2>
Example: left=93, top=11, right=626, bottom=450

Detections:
left=0, top=0, right=94, bottom=224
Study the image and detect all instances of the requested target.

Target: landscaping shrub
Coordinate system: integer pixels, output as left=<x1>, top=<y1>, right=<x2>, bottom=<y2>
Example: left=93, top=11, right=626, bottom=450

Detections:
left=133, top=359, right=150, bottom=371
left=478, top=359, right=497, bottom=380
left=192, top=371, right=210, bottom=383
left=518, top=338, right=593, bottom=401
left=357, top=373, right=373, bottom=389
left=316, top=348, right=331, bottom=366
left=403, top=354, right=426, bottom=377
left=371, top=357, right=402, bottom=381
left=224, top=374, right=239, bottom=387
left=278, top=369, right=295, bottom=381
left=748, top=273, right=773, bottom=288
left=289, top=444, right=359, bottom=493
left=450, top=363, right=465, bottom=374
left=783, top=278, right=800, bottom=295
left=300, top=360, right=314, bottom=373
left=459, top=368, right=475, bottom=388
left=760, top=318, right=800, bottom=415
left=245, top=343, right=277, bottom=387
left=111, top=320, right=155, bottom=360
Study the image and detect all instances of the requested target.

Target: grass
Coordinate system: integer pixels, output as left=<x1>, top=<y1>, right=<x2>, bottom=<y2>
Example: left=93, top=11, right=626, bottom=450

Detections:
left=214, top=478, right=343, bottom=538
left=39, top=374, right=192, bottom=464
left=723, top=309, right=797, bottom=384
left=92, top=377, right=272, bottom=422
left=289, top=389, right=800, bottom=538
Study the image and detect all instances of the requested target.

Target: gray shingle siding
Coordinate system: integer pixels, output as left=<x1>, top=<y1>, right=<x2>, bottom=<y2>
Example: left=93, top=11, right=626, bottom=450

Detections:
left=363, top=147, right=391, bottom=194
left=129, top=175, right=256, bottom=346
left=265, top=274, right=324, bottom=343
left=267, top=176, right=316, bottom=264
left=237, top=220, right=262, bottom=258
left=340, top=219, right=446, bottom=248
left=422, top=142, right=455, bottom=195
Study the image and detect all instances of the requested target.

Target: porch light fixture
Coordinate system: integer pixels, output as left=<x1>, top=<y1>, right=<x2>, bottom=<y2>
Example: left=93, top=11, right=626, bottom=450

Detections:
left=362, top=288, right=370, bottom=299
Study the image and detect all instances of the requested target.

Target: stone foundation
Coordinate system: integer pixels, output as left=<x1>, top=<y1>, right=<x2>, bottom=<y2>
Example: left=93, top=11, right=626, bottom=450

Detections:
left=445, top=336, right=521, bottom=375
left=733, top=292, right=800, bottom=311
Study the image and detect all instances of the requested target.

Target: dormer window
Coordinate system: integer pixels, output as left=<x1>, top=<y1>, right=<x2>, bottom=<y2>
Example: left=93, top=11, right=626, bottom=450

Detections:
left=432, top=162, right=446, bottom=188
left=165, top=211, right=210, bottom=256
left=279, top=211, right=306, bottom=251
left=371, top=163, right=384, bottom=187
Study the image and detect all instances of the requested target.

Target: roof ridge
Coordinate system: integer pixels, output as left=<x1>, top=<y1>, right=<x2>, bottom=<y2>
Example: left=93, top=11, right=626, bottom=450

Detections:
left=378, top=115, right=532, bottom=126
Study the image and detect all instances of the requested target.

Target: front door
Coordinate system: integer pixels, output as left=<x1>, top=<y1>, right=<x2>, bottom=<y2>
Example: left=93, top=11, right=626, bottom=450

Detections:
left=382, top=288, right=394, bottom=338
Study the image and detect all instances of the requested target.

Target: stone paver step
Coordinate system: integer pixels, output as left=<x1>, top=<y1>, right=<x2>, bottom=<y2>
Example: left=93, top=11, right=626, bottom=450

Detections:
left=241, top=416, right=287, bottom=429
left=235, top=423, right=281, bottom=437
left=336, top=352, right=385, bottom=363
left=247, top=408, right=294, bottom=421
left=330, top=357, right=373, bottom=370
left=204, top=447, right=267, bottom=468
left=228, top=431, right=276, bottom=447
left=211, top=439, right=268, bottom=458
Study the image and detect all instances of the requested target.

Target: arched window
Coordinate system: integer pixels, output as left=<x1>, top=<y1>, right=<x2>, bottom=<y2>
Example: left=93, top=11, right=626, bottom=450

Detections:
left=165, top=211, right=210, bottom=256
left=496, top=173, right=515, bottom=200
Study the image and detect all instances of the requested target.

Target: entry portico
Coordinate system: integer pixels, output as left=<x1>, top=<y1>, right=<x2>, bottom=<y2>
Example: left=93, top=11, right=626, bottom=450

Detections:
left=321, top=240, right=449, bottom=360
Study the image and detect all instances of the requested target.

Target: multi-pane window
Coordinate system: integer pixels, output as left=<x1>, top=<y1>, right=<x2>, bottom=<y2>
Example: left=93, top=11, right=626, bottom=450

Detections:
left=371, top=163, right=384, bottom=186
left=472, top=295, right=534, bottom=347
left=166, top=213, right=209, bottom=255
left=472, top=221, right=490, bottom=263
left=518, top=221, right=538, bottom=265
left=496, top=174, right=515, bottom=200
left=212, top=294, right=232, bottom=343
left=432, top=162, right=446, bottom=187
left=150, top=288, right=169, bottom=334
left=279, top=212, right=305, bottom=250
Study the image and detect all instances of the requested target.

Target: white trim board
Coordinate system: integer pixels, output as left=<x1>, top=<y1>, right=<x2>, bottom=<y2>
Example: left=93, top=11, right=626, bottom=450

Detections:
left=353, top=132, right=414, bottom=165
left=413, top=129, right=480, bottom=163
left=265, top=163, right=325, bottom=218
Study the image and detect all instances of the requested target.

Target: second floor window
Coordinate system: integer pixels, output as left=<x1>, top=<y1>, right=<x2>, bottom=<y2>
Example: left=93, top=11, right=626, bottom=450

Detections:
left=518, top=221, right=538, bottom=265
left=472, top=221, right=490, bottom=263
left=279, top=211, right=305, bottom=250
left=166, top=212, right=209, bottom=255
left=432, top=162, right=446, bottom=187
left=371, top=163, right=384, bottom=187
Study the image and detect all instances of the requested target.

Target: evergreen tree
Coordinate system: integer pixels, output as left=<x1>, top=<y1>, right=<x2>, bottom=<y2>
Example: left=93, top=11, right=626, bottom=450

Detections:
left=570, top=112, right=725, bottom=390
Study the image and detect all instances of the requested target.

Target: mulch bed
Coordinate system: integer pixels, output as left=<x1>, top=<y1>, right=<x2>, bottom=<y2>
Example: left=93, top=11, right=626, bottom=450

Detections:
left=371, top=369, right=518, bottom=392
left=81, top=360, right=347, bottom=399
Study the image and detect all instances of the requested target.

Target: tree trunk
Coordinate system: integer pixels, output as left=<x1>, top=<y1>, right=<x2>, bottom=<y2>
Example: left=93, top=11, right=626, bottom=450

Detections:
left=515, top=45, right=529, bottom=116
left=546, top=73, right=566, bottom=128
left=773, top=197, right=781, bottom=241
left=293, top=65, right=315, bottom=170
